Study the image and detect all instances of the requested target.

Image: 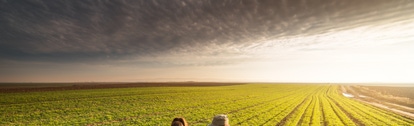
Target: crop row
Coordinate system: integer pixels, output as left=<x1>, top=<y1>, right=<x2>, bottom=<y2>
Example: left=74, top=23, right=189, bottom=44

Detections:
left=1, top=84, right=413, bottom=125
left=327, top=86, right=414, bottom=125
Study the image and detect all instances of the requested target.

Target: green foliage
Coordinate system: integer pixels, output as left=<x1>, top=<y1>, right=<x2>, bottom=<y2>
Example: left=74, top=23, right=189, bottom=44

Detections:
left=0, top=84, right=412, bottom=125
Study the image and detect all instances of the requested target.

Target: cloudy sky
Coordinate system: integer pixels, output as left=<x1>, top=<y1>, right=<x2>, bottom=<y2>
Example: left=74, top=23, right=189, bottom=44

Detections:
left=1, top=0, right=414, bottom=83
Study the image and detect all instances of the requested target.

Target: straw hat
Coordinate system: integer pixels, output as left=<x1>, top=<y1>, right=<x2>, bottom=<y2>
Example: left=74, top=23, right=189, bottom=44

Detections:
left=208, top=114, right=230, bottom=126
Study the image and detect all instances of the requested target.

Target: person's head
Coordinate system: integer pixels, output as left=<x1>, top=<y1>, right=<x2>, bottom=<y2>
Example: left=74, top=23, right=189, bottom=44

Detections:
left=171, top=117, right=188, bottom=126
left=208, top=114, right=230, bottom=126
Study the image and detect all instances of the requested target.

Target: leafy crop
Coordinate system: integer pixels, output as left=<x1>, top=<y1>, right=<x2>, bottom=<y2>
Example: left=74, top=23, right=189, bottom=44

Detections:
left=0, top=84, right=412, bottom=125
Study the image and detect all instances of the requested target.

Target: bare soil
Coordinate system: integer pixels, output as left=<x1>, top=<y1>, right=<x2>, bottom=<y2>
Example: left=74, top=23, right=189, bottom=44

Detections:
left=356, top=99, right=414, bottom=119
left=340, top=85, right=414, bottom=119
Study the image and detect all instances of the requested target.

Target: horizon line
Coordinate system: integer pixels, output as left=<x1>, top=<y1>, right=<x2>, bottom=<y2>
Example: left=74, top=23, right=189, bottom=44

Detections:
left=0, top=81, right=413, bottom=84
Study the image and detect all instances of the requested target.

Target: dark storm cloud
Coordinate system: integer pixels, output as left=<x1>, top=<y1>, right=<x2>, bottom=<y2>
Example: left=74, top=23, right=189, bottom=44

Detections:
left=1, top=0, right=413, bottom=62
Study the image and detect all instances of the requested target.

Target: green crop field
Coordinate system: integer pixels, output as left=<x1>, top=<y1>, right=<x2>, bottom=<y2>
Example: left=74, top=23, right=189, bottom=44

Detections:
left=0, top=84, right=413, bottom=125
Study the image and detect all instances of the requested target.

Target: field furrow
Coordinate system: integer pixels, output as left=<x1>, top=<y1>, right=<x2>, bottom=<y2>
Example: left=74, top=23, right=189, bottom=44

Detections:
left=1, top=84, right=412, bottom=125
left=298, top=96, right=315, bottom=125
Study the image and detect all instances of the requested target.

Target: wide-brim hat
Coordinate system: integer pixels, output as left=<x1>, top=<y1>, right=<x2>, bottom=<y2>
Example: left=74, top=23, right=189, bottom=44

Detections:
left=208, top=114, right=229, bottom=126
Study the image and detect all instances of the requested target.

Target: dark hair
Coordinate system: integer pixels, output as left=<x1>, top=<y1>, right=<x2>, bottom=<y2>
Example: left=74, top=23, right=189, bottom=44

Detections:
left=171, top=117, right=188, bottom=126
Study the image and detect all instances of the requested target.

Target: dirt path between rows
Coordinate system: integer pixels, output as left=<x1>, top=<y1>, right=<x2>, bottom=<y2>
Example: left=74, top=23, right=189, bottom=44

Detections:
left=276, top=96, right=310, bottom=126
left=341, top=86, right=414, bottom=119
left=340, top=85, right=414, bottom=119
left=327, top=96, right=363, bottom=126
left=355, top=99, right=414, bottom=119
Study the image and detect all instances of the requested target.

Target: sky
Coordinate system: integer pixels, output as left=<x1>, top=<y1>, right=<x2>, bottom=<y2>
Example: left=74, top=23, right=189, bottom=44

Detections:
left=1, top=0, right=414, bottom=83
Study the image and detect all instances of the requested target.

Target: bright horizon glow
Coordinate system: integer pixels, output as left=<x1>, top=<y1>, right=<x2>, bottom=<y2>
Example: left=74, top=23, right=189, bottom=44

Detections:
left=1, top=1, right=414, bottom=83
